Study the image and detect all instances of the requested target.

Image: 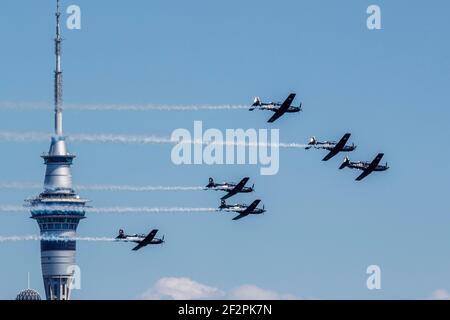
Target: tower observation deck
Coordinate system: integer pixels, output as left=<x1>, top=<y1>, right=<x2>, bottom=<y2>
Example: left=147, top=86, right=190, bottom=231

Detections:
left=28, top=0, right=88, bottom=300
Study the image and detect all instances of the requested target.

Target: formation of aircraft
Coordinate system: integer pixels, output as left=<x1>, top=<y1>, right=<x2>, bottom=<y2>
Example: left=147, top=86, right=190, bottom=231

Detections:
left=206, top=177, right=266, bottom=220
left=306, top=133, right=357, bottom=161
left=116, top=229, right=164, bottom=251
left=119, top=175, right=264, bottom=249
left=115, top=94, right=389, bottom=252
left=219, top=199, right=266, bottom=221
left=250, top=93, right=302, bottom=123
left=303, top=131, right=388, bottom=180
left=205, top=177, right=254, bottom=200
left=339, top=153, right=389, bottom=181
left=249, top=93, right=389, bottom=180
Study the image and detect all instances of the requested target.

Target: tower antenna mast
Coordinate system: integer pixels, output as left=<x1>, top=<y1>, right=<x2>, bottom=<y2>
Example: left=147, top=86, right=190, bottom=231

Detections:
left=54, top=0, right=63, bottom=136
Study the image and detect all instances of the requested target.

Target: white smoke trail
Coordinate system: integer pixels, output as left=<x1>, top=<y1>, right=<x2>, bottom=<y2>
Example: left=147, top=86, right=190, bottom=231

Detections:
left=0, top=235, right=118, bottom=242
left=0, top=102, right=249, bottom=111
left=0, top=205, right=216, bottom=214
left=0, top=131, right=50, bottom=143
left=64, top=104, right=249, bottom=111
left=69, top=134, right=310, bottom=148
left=88, top=207, right=216, bottom=214
left=77, top=185, right=204, bottom=192
left=0, top=205, right=26, bottom=213
left=0, top=182, right=204, bottom=192
left=64, top=236, right=117, bottom=241
left=69, top=133, right=177, bottom=145
left=0, top=182, right=42, bottom=190
left=0, top=235, right=40, bottom=242
left=0, top=131, right=310, bottom=148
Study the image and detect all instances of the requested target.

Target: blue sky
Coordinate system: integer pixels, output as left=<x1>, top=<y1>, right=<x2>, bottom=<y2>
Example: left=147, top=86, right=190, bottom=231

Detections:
left=0, top=0, right=450, bottom=299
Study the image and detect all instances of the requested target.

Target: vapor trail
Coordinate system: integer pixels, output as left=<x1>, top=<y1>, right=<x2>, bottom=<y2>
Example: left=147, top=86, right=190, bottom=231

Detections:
left=69, top=133, right=176, bottom=145
left=0, top=131, right=50, bottom=143
left=0, top=205, right=26, bottom=213
left=0, top=182, right=42, bottom=190
left=0, top=235, right=118, bottom=242
left=0, top=205, right=217, bottom=214
left=77, top=185, right=204, bottom=192
left=0, top=131, right=310, bottom=148
left=0, top=235, right=40, bottom=242
left=0, top=102, right=249, bottom=111
left=0, top=182, right=204, bottom=192
left=89, top=207, right=216, bottom=214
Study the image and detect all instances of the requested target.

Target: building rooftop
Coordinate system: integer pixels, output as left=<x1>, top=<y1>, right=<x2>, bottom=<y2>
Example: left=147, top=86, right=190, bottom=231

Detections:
left=15, top=289, right=42, bottom=301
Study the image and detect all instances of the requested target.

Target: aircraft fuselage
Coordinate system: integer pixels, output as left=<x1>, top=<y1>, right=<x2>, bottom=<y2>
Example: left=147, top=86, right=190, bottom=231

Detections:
left=219, top=204, right=246, bottom=211
left=117, top=234, right=145, bottom=242
left=116, top=234, right=163, bottom=245
left=347, top=161, right=389, bottom=171
left=312, top=142, right=356, bottom=152
left=259, top=104, right=301, bottom=113
left=208, top=184, right=253, bottom=193
left=219, top=205, right=265, bottom=215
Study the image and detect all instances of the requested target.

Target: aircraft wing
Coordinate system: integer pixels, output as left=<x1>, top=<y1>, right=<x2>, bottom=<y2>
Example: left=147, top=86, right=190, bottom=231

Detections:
left=132, top=242, right=146, bottom=251
left=322, top=149, right=340, bottom=162
left=232, top=213, right=249, bottom=221
left=232, top=200, right=261, bottom=220
left=242, top=199, right=261, bottom=214
left=221, top=177, right=250, bottom=200
left=355, top=170, right=372, bottom=181
left=355, top=153, right=384, bottom=181
left=334, top=133, right=351, bottom=151
left=132, top=229, right=158, bottom=251
left=267, top=93, right=296, bottom=123
left=322, top=133, right=351, bottom=161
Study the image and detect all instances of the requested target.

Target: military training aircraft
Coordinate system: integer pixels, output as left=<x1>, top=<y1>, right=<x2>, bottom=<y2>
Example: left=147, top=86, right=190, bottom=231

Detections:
left=306, top=133, right=357, bottom=161
left=339, top=153, right=389, bottom=181
left=250, top=93, right=302, bottom=123
left=218, top=199, right=266, bottom=221
left=205, top=177, right=254, bottom=200
left=116, top=229, right=165, bottom=251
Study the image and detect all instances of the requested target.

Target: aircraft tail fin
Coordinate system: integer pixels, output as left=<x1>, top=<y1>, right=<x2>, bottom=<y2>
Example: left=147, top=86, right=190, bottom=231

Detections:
left=116, top=229, right=125, bottom=239
left=306, top=136, right=316, bottom=150
left=206, top=177, right=214, bottom=187
left=250, top=97, right=261, bottom=110
left=339, top=156, right=350, bottom=170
